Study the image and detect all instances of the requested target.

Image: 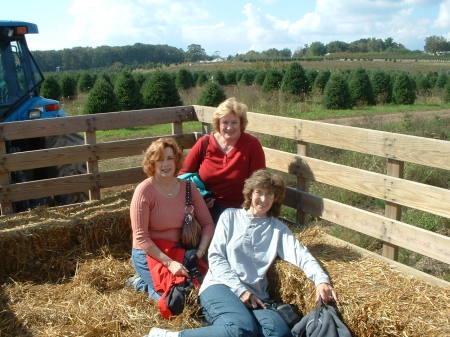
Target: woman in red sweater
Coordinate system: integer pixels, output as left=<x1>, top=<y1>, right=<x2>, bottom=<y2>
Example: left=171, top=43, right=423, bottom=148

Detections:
left=128, top=138, right=214, bottom=300
left=179, top=97, right=266, bottom=223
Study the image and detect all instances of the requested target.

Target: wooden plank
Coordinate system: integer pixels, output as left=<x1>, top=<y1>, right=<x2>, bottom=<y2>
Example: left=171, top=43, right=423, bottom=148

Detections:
left=382, top=159, right=403, bottom=260
left=0, top=106, right=196, bottom=141
left=0, top=134, right=197, bottom=172
left=84, top=131, right=100, bottom=200
left=99, top=167, right=146, bottom=187
left=296, top=141, right=308, bottom=225
left=0, top=140, right=13, bottom=215
left=0, top=166, right=145, bottom=202
left=0, top=174, right=95, bottom=201
left=193, top=106, right=450, bottom=170
left=265, top=147, right=450, bottom=218
left=172, top=121, right=183, bottom=135
left=283, top=188, right=450, bottom=265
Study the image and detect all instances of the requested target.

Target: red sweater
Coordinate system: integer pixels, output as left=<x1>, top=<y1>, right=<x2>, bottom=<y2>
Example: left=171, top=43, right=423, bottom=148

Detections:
left=179, top=132, right=265, bottom=208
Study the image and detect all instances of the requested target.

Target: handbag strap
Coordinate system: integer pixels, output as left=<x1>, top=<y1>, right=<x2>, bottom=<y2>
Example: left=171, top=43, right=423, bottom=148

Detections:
left=185, top=180, right=193, bottom=207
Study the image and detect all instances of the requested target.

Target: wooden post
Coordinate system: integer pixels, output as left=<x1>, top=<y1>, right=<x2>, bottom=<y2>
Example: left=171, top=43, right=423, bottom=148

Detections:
left=382, top=158, right=403, bottom=260
left=296, top=141, right=308, bottom=225
left=0, top=140, right=13, bottom=215
left=172, top=121, right=183, bottom=135
left=201, top=122, right=211, bottom=135
left=84, top=128, right=101, bottom=201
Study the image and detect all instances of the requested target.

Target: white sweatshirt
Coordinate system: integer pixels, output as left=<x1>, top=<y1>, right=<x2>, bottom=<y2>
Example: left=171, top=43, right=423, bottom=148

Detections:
left=199, top=208, right=330, bottom=300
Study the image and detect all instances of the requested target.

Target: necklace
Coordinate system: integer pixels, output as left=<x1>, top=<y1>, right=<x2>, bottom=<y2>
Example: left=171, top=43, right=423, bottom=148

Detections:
left=153, top=178, right=179, bottom=197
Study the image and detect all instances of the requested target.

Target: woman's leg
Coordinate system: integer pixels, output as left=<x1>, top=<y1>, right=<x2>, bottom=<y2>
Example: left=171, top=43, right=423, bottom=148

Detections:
left=252, top=308, right=292, bottom=337
left=131, top=248, right=161, bottom=300
left=180, top=284, right=259, bottom=337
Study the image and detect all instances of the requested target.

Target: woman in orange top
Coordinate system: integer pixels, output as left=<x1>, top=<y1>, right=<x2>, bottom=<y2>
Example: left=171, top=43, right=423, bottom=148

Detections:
left=128, top=138, right=214, bottom=300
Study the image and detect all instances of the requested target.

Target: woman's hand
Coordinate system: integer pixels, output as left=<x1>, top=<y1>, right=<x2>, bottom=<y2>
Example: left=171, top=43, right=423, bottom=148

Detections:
left=316, top=282, right=337, bottom=304
left=240, top=291, right=266, bottom=309
left=166, top=260, right=189, bottom=277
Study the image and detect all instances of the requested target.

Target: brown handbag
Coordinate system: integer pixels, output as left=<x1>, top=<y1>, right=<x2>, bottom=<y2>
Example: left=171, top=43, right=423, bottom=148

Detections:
left=180, top=181, right=202, bottom=250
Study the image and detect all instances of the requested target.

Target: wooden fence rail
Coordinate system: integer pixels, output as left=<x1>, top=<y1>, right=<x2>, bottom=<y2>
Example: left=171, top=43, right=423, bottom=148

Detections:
left=0, top=106, right=449, bottom=269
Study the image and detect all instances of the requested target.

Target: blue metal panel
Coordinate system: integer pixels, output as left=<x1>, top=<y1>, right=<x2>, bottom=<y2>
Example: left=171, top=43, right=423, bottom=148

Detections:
left=0, top=21, right=38, bottom=34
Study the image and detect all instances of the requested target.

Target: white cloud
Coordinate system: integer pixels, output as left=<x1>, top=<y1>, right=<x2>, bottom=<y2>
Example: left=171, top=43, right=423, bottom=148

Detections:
left=66, top=0, right=210, bottom=48
left=434, top=0, right=450, bottom=28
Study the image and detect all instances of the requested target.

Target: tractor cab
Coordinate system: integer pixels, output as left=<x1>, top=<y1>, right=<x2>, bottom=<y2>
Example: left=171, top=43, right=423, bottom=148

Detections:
left=0, top=21, right=86, bottom=212
left=0, top=21, right=65, bottom=123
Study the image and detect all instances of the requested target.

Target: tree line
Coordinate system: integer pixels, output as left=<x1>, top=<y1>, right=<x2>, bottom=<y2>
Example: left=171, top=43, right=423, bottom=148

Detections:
left=40, top=64, right=450, bottom=115
left=32, top=36, right=450, bottom=72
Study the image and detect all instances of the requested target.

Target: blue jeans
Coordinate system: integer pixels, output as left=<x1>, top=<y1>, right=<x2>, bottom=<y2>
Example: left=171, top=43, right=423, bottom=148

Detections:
left=181, top=284, right=292, bottom=337
left=131, top=248, right=161, bottom=300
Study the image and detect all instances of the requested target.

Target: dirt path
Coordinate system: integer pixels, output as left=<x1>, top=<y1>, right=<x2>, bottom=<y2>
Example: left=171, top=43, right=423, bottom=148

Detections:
left=320, top=108, right=450, bottom=126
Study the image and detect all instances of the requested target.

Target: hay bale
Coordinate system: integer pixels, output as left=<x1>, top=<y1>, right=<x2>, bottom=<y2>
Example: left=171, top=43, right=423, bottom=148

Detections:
left=269, top=226, right=450, bottom=337
left=0, top=189, right=133, bottom=281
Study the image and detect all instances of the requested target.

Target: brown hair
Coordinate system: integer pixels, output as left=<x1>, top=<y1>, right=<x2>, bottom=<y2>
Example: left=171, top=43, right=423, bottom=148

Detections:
left=212, top=97, right=248, bottom=133
left=142, top=137, right=183, bottom=177
left=242, top=170, right=286, bottom=217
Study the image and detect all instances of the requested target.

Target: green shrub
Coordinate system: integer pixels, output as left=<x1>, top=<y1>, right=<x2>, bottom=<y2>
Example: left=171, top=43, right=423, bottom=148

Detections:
left=196, top=72, right=209, bottom=86
left=141, top=70, right=182, bottom=108
left=175, top=69, right=194, bottom=89
left=60, top=74, right=77, bottom=98
left=240, top=69, right=257, bottom=85
left=197, top=81, right=226, bottom=106
left=313, top=70, right=331, bottom=94
left=435, top=72, right=448, bottom=89
left=444, top=81, right=450, bottom=103
left=83, top=77, right=118, bottom=114
left=77, top=72, right=94, bottom=93
left=371, top=70, right=392, bottom=104
left=426, top=71, right=438, bottom=87
left=212, top=70, right=226, bottom=85
left=306, top=69, right=318, bottom=92
left=41, top=75, right=61, bottom=100
left=348, top=68, right=374, bottom=106
left=133, top=72, right=146, bottom=89
left=253, top=71, right=266, bottom=85
left=280, top=62, right=308, bottom=97
left=392, top=72, right=416, bottom=104
left=262, top=69, right=283, bottom=93
left=225, top=70, right=237, bottom=85
left=114, top=71, right=142, bottom=110
left=322, top=73, right=353, bottom=109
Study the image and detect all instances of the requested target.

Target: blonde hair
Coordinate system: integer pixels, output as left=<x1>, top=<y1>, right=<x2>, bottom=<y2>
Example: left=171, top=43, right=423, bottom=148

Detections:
left=142, top=137, right=183, bottom=177
left=212, top=97, right=248, bottom=132
left=242, top=170, right=286, bottom=217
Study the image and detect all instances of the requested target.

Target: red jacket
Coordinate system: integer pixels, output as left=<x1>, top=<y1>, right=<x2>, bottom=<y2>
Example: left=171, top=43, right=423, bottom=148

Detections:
left=179, top=132, right=265, bottom=208
left=147, top=239, right=207, bottom=318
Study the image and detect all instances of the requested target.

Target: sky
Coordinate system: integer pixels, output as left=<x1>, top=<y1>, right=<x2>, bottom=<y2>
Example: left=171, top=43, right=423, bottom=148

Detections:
left=5, top=0, right=450, bottom=56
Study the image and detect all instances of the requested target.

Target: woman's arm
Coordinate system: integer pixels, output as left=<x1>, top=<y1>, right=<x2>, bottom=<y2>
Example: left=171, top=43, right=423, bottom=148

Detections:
left=276, top=223, right=330, bottom=286
left=208, top=211, right=248, bottom=298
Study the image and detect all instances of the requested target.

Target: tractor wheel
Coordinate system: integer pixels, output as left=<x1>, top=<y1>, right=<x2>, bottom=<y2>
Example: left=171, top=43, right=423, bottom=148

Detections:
left=45, top=134, right=89, bottom=205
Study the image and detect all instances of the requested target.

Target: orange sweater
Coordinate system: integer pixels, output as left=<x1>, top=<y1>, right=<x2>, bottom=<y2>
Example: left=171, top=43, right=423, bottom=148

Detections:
left=130, top=178, right=214, bottom=252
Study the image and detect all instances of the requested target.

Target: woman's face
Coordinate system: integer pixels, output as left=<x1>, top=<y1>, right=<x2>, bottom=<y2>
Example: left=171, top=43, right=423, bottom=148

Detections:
left=219, top=113, right=241, bottom=142
left=250, top=187, right=274, bottom=217
left=154, top=146, right=176, bottom=179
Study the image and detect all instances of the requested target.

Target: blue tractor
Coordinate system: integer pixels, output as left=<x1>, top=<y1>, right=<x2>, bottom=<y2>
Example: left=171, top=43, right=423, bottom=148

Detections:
left=0, top=21, right=87, bottom=212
